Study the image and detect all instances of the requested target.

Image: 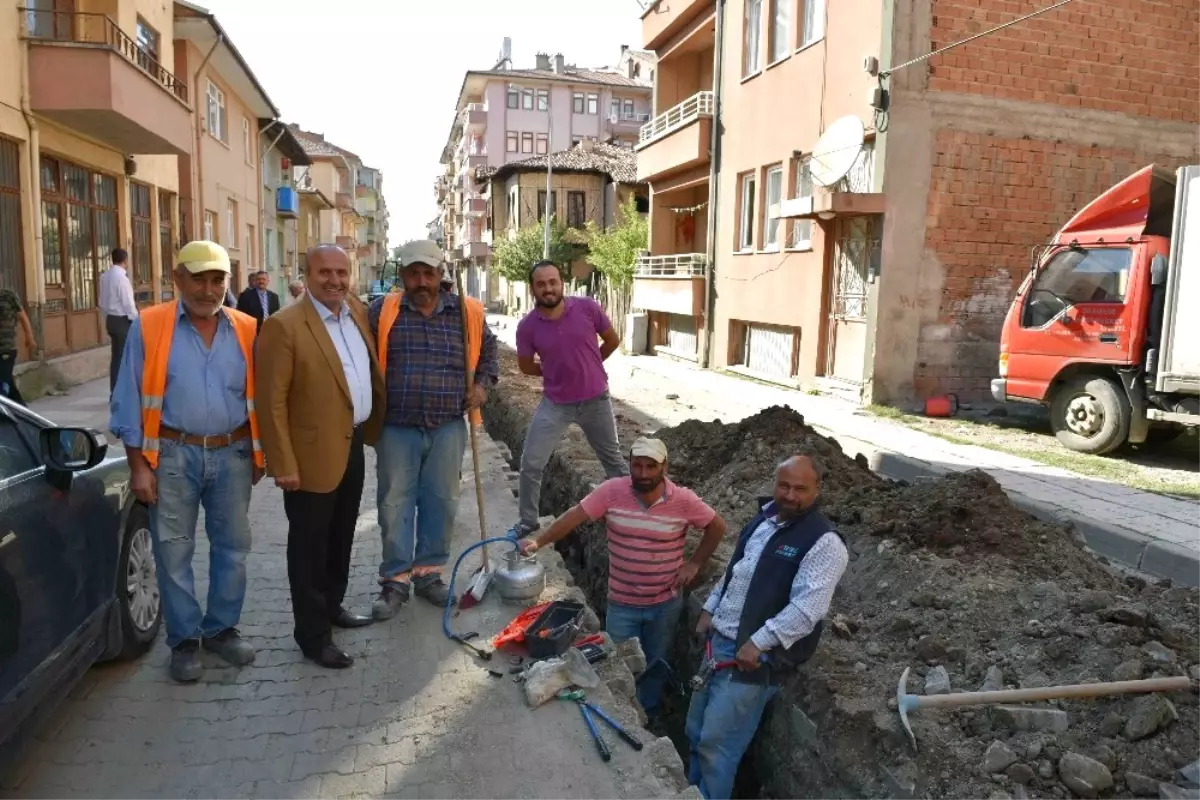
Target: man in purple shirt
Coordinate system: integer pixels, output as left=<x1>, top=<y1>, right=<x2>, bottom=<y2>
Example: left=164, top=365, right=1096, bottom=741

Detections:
left=507, top=261, right=629, bottom=538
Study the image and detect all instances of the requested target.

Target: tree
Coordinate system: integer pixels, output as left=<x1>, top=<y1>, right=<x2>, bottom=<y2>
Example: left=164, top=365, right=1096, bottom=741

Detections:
left=491, top=217, right=583, bottom=284
left=585, top=196, right=647, bottom=290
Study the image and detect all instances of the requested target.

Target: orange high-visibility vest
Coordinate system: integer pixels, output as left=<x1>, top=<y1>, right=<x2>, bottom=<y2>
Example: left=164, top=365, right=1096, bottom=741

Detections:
left=377, top=292, right=486, bottom=426
left=138, top=301, right=265, bottom=469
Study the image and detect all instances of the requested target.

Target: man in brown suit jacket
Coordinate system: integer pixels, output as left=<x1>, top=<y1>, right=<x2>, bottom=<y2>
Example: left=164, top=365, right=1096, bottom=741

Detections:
left=256, top=245, right=385, bottom=669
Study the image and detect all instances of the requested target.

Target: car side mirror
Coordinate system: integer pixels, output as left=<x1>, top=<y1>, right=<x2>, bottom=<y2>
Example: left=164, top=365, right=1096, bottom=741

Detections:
left=39, top=427, right=108, bottom=471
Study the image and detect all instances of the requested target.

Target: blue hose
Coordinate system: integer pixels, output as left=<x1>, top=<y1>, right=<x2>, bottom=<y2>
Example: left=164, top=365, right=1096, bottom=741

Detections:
left=443, top=536, right=523, bottom=645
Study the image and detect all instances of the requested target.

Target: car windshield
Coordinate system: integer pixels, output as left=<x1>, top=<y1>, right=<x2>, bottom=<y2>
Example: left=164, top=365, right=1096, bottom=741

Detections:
left=1023, top=247, right=1132, bottom=327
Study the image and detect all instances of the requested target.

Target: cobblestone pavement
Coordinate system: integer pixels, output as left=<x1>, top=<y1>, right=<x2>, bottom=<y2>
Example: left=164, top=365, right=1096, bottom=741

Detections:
left=2, top=401, right=678, bottom=799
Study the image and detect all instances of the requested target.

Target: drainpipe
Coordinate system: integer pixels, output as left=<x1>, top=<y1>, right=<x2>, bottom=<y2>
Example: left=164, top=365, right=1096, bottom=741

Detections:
left=698, top=0, right=725, bottom=369
left=192, top=34, right=223, bottom=242
left=19, top=33, right=46, bottom=364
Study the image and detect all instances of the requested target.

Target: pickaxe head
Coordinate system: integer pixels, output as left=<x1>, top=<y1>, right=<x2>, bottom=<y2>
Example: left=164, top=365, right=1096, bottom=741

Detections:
left=896, top=666, right=919, bottom=752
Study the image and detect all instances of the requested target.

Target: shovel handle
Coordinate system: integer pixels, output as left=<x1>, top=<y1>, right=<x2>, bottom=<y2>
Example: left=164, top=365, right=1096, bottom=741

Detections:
left=911, top=676, right=1191, bottom=710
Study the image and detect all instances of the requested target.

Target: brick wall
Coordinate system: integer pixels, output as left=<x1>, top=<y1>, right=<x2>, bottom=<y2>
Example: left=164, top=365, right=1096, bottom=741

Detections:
left=914, top=131, right=1196, bottom=400
left=928, top=0, right=1199, bottom=123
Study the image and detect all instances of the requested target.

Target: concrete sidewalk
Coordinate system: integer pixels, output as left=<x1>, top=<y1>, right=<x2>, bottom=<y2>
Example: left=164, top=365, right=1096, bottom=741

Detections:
left=489, top=315, right=1198, bottom=586
left=6, top=379, right=689, bottom=799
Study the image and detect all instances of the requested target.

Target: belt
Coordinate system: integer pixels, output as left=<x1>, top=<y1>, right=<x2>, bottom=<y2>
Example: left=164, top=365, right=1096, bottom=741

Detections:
left=159, top=424, right=251, bottom=449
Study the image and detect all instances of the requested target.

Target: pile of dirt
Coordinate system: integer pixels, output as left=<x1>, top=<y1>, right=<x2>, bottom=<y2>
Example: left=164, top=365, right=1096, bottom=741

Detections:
left=655, top=406, right=1199, bottom=799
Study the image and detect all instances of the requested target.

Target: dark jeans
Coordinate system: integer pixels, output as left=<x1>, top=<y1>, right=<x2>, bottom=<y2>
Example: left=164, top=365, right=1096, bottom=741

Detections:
left=106, top=315, right=132, bottom=395
left=283, top=428, right=366, bottom=653
left=0, top=350, right=23, bottom=406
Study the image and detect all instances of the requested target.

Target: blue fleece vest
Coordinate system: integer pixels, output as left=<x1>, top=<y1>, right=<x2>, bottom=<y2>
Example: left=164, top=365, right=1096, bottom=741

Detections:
left=720, top=499, right=837, bottom=684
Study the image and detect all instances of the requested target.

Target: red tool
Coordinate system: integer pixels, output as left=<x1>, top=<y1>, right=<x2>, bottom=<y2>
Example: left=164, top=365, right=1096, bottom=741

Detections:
left=573, top=634, right=606, bottom=649
left=689, top=639, right=739, bottom=691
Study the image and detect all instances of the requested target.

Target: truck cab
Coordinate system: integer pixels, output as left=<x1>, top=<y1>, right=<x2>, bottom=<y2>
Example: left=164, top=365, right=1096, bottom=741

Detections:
left=993, top=165, right=1199, bottom=454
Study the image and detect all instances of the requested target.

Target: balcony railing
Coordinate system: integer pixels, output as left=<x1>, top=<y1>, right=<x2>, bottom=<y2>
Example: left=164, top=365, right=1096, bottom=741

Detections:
left=336, top=192, right=354, bottom=211
left=638, top=91, right=713, bottom=146
left=21, top=9, right=189, bottom=105
left=610, top=111, right=651, bottom=125
left=634, top=253, right=708, bottom=277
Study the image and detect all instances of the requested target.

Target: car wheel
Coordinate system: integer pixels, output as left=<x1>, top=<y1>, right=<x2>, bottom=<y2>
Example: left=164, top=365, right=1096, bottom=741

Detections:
left=1050, top=376, right=1130, bottom=455
left=116, top=504, right=161, bottom=659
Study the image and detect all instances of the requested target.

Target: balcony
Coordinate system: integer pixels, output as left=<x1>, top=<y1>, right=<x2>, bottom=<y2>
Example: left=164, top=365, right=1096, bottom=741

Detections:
left=457, top=241, right=489, bottom=259
left=461, top=153, right=487, bottom=172
left=609, top=111, right=651, bottom=130
left=276, top=187, right=299, bottom=219
left=632, top=254, right=707, bottom=316
left=21, top=9, right=192, bottom=155
left=462, top=196, right=486, bottom=217
left=461, top=103, right=486, bottom=133
left=336, top=192, right=354, bottom=211
left=336, top=235, right=355, bottom=250
left=641, top=0, right=714, bottom=51
left=636, top=92, right=713, bottom=182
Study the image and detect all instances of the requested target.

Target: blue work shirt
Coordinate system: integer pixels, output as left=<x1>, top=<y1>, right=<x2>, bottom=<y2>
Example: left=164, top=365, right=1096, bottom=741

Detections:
left=110, top=304, right=249, bottom=448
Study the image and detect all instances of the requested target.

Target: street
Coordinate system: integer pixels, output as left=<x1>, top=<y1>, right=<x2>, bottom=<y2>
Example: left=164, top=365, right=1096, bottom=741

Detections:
left=2, top=380, right=686, bottom=800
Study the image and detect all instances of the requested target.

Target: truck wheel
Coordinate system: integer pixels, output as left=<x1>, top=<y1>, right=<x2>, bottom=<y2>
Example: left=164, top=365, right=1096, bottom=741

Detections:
left=1050, top=376, right=1130, bottom=455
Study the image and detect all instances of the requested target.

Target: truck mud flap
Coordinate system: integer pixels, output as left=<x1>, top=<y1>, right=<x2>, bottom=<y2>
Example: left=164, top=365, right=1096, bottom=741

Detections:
left=1117, top=368, right=1150, bottom=444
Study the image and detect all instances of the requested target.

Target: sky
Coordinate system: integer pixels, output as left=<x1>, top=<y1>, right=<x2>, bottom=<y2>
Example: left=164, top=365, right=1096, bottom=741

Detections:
left=197, top=0, right=645, bottom=250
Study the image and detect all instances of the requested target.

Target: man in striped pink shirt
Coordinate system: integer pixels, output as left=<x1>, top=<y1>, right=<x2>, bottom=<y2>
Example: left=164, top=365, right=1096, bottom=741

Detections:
left=520, top=437, right=726, bottom=716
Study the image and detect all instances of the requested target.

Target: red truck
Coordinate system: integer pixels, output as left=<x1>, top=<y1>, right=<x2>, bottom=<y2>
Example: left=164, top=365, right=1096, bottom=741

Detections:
left=992, top=164, right=1200, bottom=454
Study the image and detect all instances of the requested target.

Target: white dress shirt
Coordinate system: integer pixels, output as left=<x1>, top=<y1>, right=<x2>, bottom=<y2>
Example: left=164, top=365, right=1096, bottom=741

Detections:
left=309, top=293, right=372, bottom=425
left=98, top=265, right=138, bottom=320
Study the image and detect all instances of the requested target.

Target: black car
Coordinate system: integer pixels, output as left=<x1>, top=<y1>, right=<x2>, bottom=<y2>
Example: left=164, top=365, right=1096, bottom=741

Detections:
left=0, top=396, right=160, bottom=767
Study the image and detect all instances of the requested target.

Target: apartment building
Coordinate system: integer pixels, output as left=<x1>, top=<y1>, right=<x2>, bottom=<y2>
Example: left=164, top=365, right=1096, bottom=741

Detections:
left=476, top=140, right=648, bottom=309
left=634, top=0, right=1198, bottom=404
left=355, top=166, right=389, bottom=285
left=296, top=184, right=333, bottom=263
left=259, top=123, right=310, bottom=296
left=435, top=42, right=654, bottom=302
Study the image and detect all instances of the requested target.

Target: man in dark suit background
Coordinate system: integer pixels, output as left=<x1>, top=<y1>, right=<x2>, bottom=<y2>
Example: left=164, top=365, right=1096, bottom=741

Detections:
left=236, top=270, right=281, bottom=330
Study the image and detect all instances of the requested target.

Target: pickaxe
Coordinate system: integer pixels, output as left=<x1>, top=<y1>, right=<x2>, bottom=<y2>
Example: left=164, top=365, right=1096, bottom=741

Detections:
left=895, top=666, right=1191, bottom=752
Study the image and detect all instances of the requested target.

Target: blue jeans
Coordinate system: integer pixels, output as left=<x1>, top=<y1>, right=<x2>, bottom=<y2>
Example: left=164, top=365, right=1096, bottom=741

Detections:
left=149, top=439, right=253, bottom=648
left=605, top=595, right=682, bottom=715
left=376, top=420, right=467, bottom=581
left=685, top=633, right=780, bottom=800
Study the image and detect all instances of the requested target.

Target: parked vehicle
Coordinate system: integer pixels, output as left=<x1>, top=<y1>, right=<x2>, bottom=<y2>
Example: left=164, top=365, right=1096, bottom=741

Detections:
left=993, top=164, right=1200, bottom=454
left=0, top=397, right=160, bottom=767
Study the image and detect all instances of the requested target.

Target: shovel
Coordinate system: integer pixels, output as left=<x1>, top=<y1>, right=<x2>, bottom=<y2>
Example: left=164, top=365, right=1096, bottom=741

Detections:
left=455, top=266, right=491, bottom=610
left=895, top=666, right=1191, bottom=752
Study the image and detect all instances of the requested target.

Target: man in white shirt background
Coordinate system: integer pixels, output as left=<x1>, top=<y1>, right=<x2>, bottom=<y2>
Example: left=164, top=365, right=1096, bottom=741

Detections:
left=97, top=247, right=139, bottom=396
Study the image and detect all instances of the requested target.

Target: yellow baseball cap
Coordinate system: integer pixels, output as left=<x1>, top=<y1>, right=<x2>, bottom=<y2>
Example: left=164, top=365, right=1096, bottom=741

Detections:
left=397, top=240, right=445, bottom=269
left=176, top=240, right=231, bottom=275
left=630, top=437, right=668, bottom=463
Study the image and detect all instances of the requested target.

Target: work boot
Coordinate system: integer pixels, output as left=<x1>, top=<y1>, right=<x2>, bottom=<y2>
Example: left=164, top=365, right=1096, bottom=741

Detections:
left=413, top=574, right=453, bottom=607
left=505, top=521, right=538, bottom=540
left=202, top=628, right=256, bottom=666
left=372, top=581, right=410, bottom=621
left=169, top=639, right=203, bottom=683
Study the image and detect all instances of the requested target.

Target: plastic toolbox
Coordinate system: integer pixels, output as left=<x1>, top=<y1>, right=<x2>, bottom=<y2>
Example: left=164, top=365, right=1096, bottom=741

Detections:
left=524, top=600, right=585, bottom=659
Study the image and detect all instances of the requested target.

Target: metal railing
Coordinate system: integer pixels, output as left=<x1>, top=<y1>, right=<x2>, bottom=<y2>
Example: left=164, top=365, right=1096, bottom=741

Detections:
left=634, top=253, right=708, bottom=277
left=611, top=111, right=651, bottom=124
left=20, top=9, right=189, bottom=106
left=638, top=91, right=713, bottom=145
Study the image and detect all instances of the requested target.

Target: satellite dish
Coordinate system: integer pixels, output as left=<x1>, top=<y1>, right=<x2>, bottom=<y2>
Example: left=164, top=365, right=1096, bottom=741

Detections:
left=810, top=116, right=865, bottom=188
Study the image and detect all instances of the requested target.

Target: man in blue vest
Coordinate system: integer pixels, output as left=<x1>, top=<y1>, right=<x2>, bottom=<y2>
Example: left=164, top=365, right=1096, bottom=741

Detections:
left=686, top=455, right=848, bottom=800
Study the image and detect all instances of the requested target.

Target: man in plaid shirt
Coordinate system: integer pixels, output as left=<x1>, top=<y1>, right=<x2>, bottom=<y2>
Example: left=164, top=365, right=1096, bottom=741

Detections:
left=368, top=241, right=499, bottom=615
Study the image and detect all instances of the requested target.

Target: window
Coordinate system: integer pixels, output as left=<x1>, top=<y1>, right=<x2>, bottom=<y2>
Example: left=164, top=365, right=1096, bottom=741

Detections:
left=537, top=89, right=549, bottom=111
left=769, top=0, right=791, bottom=63
left=0, top=137, right=24, bottom=296
left=225, top=198, right=237, bottom=246
left=800, top=0, right=825, bottom=48
left=245, top=224, right=255, bottom=266
left=791, top=157, right=813, bottom=249
left=744, top=0, right=763, bottom=76
left=158, top=190, right=174, bottom=298
left=522, top=89, right=534, bottom=110
left=622, top=99, right=635, bottom=118
left=572, top=93, right=585, bottom=114
left=38, top=157, right=116, bottom=314
left=764, top=166, right=783, bottom=250
left=506, top=132, right=519, bottom=153
left=135, top=17, right=159, bottom=73
left=610, top=99, right=621, bottom=119
left=536, top=133, right=549, bottom=155
left=0, top=418, right=39, bottom=479
left=131, top=182, right=152, bottom=285
left=1022, top=248, right=1132, bottom=328
left=537, top=190, right=557, bottom=222
left=738, top=172, right=757, bottom=251
left=206, top=81, right=227, bottom=142
left=521, top=132, right=534, bottom=154
left=242, top=118, right=253, bottom=165
left=507, top=88, right=520, bottom=109
left=567, top=191, right=587, bottom=228
left=587, top=94, right=599, bottom=115
left=204, top=210, right=216, bottom=241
